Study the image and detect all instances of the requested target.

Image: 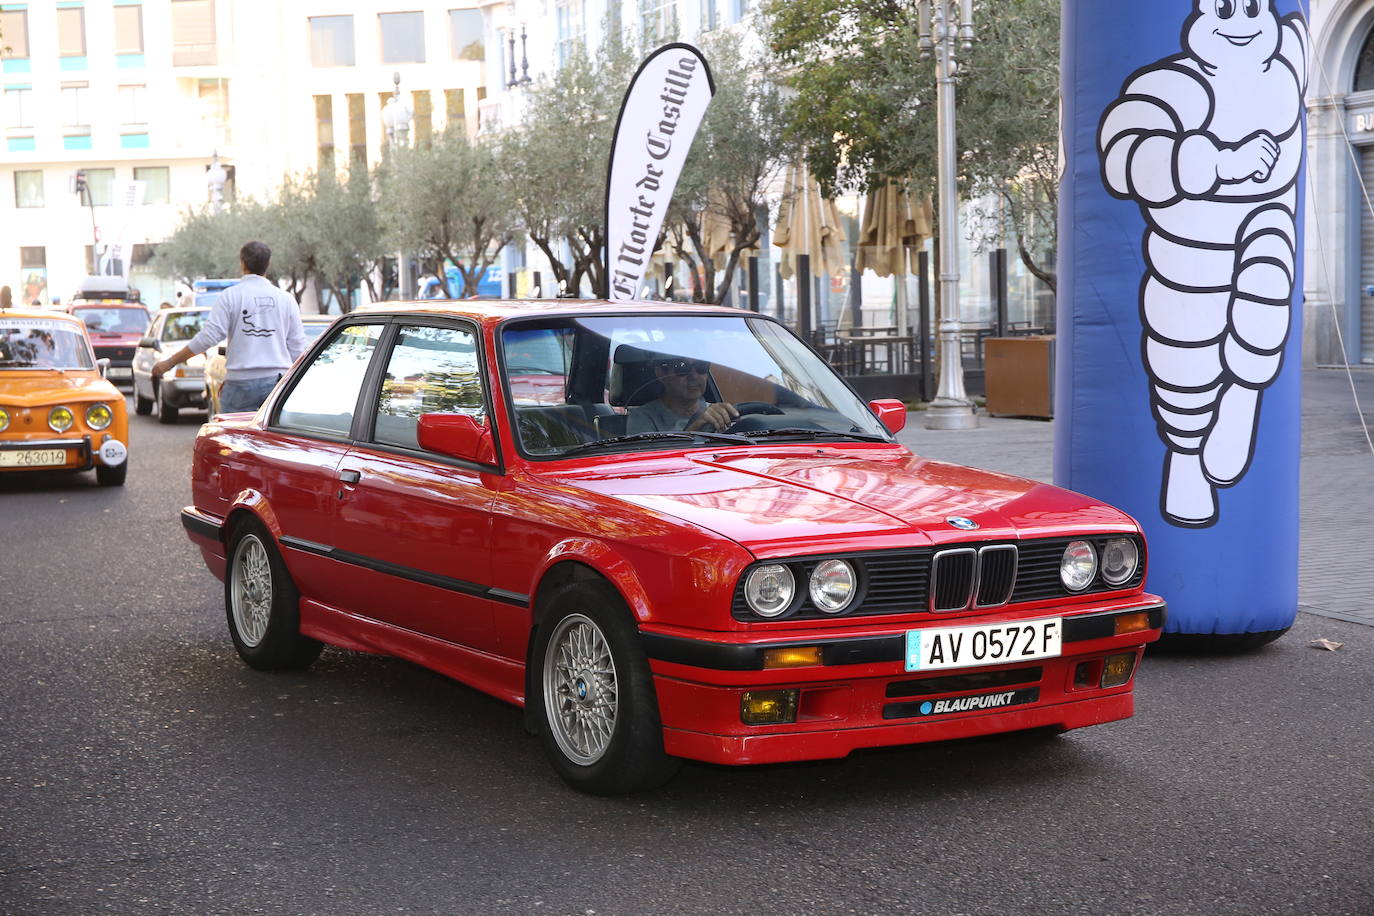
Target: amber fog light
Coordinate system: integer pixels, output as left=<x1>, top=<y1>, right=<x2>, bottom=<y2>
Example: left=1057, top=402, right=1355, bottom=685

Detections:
left=0, top=406, right=9, bottom=432
left=762, top=646, right=823, bottom=669
left=1101, top=653, right=1136, bottom=688
left=741, top=689, right=798, bottom=725
left=85, top=403, right=113, bottom=430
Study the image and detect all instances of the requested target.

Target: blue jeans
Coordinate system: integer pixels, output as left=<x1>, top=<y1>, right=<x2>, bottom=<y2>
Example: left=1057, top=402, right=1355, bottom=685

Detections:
left=219, top=375, right=281, bottom=413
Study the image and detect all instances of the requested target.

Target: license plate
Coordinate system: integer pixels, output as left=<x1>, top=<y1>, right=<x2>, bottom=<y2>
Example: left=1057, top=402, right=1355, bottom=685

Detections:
left=0, top=448, right=68, bottom=468
left=108, top=367, right=132, bottom=377
left=906, top=617, right=1062, bottom=672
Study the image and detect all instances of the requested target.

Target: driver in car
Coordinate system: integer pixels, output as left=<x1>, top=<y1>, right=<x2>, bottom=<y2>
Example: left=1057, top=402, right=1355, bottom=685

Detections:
left=627, top=357, right=739, bottom=434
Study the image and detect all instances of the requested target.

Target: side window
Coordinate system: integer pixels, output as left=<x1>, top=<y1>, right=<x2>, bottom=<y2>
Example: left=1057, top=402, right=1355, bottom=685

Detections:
left=147, top=315, right=164, bottom=340
left=502, top=326, right=573, bottom=406
left=277, top=323, right=384, bottom=437
left=374, top=324, right=483, bottom=451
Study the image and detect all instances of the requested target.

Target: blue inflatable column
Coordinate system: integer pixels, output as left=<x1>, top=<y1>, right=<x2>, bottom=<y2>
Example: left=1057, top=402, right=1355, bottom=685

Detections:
left=1057, top=0, right=1309, bottom=645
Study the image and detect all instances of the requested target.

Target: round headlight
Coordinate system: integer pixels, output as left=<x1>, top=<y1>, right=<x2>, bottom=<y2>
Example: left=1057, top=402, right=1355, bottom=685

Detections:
left=0, top=407, right=9, bottom=433
left=1060, top=540, right=1097, bottom=592
left=48, top=406, right=74, bottom=432
left=809, top=559, right=857, bottom=613
left=1101, top=538, right=1139, bottom=586
left=744, top=564, right=795, bottom=618
left=85, top=403, right=113, bottom=430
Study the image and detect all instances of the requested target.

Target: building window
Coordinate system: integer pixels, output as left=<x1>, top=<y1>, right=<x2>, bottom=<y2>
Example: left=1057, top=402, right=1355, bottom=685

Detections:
left=198, top=78, right=228, bottom=129
left=134, top=166, right=169, bottom=204
left=0, top=9, right=30, bottom=59
left=172, top=0, right=217, bottom=67
left=315, top=94, right=335, bottom=173
left=702, top=0, right=719, bottom=31
left=57, top=6, right=87, bottom=58
left=379, top=12, right=425, bottom=64
left=20, top=246, right=47, bottom=307
left=445, top=88, right=466, bottom=136
left=347, top=92, right=365, bottom=166
left=115, top=5, right=144, bottom=55
left=4, top=86, right=32, bottom=128
left=449, top=9, right=483, bottom=61
left=119, top=85, right=146, bottom=126
left=638, top=0, right=675, bottom=41
left=556, top=0, right=585, bottom=67
left=309, top=15, right=355, bottom=67
left=84, top=167, right=115, bottom=206
left=413, top=89, right=432, bottom=147
left=14, top=170, right=43, bottom=208
left=1356, top=28, right=1374, bottom=92
left=62, top=84, right=90, bottom=130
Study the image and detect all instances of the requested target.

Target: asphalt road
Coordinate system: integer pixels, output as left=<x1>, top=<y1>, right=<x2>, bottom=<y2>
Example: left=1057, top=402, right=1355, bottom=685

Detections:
left=2, top=393, right=1371, bottom=916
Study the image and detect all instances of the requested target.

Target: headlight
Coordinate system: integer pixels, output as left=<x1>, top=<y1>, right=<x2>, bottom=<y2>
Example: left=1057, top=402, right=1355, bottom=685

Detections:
left=0, top=407, right=9, bottom=433
left=85, top=403, right=113, bottom=430
left=48, top=406, right=75, bottom=432
left=809, top=559, right=857, bottom=613
left=1101, top=538, right=1139, bottom=586
left=1060, top=540, right=1097, bottom=592
left=744, top=564, right=795, bottom=618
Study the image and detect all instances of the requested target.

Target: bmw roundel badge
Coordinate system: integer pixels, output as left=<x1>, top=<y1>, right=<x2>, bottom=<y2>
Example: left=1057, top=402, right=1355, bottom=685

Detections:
left=946, top=517, right=979, bottom=530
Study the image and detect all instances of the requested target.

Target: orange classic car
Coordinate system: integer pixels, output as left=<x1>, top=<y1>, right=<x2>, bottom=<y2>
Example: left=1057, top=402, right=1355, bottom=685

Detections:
left=0, top=308, right=130, bottom=486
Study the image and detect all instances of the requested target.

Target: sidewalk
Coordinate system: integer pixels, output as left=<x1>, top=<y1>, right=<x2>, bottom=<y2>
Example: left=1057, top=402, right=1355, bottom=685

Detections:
left=894, top=367, right=1374, bottom=628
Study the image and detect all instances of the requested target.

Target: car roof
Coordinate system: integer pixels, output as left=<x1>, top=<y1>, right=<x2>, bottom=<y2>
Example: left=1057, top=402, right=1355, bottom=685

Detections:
left=354, top=298, right=759, bottom=329
left=70, top=302, right=146, bottom=309
left=2, top=307, right=84, bottom=326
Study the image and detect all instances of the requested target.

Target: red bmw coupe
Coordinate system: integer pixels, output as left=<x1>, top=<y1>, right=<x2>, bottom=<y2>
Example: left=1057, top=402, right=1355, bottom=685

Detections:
left=181, top=300, right=1165, bottom=794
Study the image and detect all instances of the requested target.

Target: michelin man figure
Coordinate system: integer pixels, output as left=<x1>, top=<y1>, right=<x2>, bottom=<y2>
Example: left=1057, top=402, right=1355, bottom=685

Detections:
left=1097, top=0, right=1308, bottom=527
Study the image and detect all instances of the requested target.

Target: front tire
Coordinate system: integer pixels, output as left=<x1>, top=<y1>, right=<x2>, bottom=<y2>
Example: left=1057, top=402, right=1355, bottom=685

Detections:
left=95, top=462, right=127, bottom=486
left=225, top=520, right=323, bottom=671
left=156, top=383, right=179, bottom=425
left=532, top=580, right=680, bottom=795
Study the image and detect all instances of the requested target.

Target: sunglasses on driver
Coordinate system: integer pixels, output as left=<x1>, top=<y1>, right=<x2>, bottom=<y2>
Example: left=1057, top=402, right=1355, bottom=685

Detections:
left=655, top=359, right=711, bottom=376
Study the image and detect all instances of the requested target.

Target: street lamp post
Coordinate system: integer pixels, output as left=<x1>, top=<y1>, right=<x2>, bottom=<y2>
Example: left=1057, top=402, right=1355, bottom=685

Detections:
left=381, top=72, right=415, bottom=298
left=919, top=0, right=978, bottom=430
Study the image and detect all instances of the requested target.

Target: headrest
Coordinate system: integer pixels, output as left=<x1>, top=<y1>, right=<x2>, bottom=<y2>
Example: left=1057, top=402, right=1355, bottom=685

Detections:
left=609, top=344, right=665, bottom=407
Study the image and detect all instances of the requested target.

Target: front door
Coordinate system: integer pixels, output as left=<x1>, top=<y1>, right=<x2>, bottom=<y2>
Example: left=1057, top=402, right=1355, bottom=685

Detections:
left=333, top=321, right=501, bottom=652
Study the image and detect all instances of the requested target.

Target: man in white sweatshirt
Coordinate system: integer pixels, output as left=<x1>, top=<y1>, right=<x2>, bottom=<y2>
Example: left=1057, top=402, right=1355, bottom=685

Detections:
left=152, top=241, right=306, bottom=413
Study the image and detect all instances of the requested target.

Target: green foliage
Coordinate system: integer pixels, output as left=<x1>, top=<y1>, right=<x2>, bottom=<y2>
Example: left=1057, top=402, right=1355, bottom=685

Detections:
left=764, top=0, right=1061, bottom=288
left=377, top=128, right=516, bottom=298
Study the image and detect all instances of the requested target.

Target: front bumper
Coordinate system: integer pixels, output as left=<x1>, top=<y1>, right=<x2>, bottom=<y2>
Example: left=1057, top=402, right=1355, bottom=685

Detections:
left=0, top=435, right=95, bottom=471
left=645, top=600, right=1165, bottom=765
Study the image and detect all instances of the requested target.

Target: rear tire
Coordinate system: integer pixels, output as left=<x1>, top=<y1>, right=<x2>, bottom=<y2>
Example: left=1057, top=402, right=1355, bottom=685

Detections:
left=95, top=462, right=127, bottom=486
left=156, top=383, right=179, bottom=425
left=225, top=519, right=323, bottom=671
left=531, top=580, right=680, bottom=795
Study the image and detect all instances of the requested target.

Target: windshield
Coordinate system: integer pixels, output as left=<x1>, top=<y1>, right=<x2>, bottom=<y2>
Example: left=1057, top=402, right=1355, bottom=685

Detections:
left=0, top=319, right=95, bottom=370
left=162, top=311, right=207, bottom=342
left=73, top=307, right=149, bottom=335
left=500, top=314, right=891, bottom=456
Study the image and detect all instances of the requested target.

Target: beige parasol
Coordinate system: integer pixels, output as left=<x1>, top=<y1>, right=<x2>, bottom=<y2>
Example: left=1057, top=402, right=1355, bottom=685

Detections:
left=855, top=182, right=933, bottom=279
left=772, top=161, right=848, bottom=280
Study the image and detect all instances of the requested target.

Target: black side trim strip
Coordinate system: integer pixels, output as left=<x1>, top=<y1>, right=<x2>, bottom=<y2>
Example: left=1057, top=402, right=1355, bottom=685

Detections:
left=642, top=603, right=1168, bottom=672
left=181, top=509, right=223, bottom=541
left=278, top=535, right=529, bottom=607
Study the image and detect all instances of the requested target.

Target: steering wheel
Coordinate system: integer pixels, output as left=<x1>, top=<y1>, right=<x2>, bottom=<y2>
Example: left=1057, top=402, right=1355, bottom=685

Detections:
left=734, top=401, right=784, bottom=416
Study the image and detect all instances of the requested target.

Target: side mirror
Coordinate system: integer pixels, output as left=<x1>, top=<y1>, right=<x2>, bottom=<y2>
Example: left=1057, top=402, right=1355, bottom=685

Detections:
left=869, top=398, right=907, bottom=435
left=417, top=413, right=495, bottom=464
left=138, top=336, right=160, bottom=350
left=96, top=357, right=111, bottom=379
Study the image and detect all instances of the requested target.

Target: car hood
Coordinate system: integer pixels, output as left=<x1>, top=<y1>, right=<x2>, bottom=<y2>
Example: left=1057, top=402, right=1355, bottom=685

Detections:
left=0, top=372, right=123, bottom=405
left=553, top=446, right=1138, bottom=557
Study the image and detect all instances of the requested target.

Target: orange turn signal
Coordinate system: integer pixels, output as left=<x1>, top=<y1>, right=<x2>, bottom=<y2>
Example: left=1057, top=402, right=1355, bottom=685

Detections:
left=762, top=646, right=823, bottom=669
left=1114, top=611, right=1151, bottom=636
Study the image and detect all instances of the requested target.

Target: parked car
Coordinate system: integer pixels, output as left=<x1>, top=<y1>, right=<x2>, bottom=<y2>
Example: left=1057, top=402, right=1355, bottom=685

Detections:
left=202, top=314, right=334, bottom=415
left=0, top=308, right=129, bottom=485
left=180, top=300, right=1165, bottom=794
left=190, top=278, right=237, bottom=308
left=68, top=300, right=151, bottom=386
left=132, top=307, right=210, bottom=423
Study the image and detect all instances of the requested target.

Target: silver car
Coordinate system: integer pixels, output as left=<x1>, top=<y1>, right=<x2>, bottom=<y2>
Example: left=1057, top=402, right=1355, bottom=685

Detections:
left=132, top=308, right=212, bottom=424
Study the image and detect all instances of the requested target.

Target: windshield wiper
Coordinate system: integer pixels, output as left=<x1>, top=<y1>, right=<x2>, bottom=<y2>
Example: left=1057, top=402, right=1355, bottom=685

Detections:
left=560, top=430, right=754, bottom=455
left=740, top=428, right=890, bottom=443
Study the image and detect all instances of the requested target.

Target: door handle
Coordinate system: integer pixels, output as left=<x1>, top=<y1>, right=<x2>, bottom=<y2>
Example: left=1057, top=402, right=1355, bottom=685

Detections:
left=339, top=469, right=361, bottom=484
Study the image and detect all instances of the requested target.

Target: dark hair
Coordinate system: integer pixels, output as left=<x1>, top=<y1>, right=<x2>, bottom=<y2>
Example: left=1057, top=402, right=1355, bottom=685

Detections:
left=240, top=240, right=272, bottom=275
